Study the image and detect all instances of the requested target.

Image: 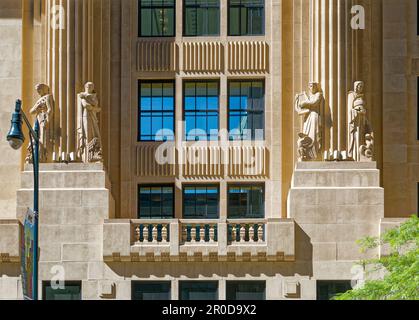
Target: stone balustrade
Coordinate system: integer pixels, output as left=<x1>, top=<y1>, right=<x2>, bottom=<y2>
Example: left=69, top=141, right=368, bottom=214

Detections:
left=103, top=218, right=295, bottom=262
left=180, top=220, right=218, bottom=244
left=132, top=220, right=171, bottom=244
left=228, top=220, right=265, bottom=244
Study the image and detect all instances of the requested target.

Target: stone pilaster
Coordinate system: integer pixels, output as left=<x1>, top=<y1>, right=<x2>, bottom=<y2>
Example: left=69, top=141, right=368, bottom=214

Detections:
left=310, top=0, right=358, bottom=153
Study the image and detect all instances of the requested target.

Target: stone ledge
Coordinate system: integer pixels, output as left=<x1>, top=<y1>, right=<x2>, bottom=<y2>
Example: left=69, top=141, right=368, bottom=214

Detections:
left=296, top=161, right=377, bottom=170
left=104, top=252, right=294, bottom=263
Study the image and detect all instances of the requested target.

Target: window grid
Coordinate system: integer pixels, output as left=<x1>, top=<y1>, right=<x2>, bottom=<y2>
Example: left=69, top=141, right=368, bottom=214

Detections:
left=228, top=185, right=265, bottom=219
left=184, top=80, right=220, bottom=141
left=42, top=281, right=82, bottom=301
left=184, top=0, right=220, bottom=36
left=138, top=185, right=175, bottom=219
left=183, top=185, right=220, bottom=219
left=228, top=80, right=265, bottom=141
left=138, top=80, right=175, bottom=142
left=132, top=281, right=171, bottom=300
left=226, top=281, right=266, bottom=300
left=179, top=281, right=219, bottom=300
left=228, top=0, right=265, bottom=36
left=139, top=0, right=175, bottom=37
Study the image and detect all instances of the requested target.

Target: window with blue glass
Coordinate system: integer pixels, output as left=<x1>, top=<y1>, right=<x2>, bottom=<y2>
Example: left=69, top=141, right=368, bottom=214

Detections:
left=183, top=185, right=219, bottom=219
left=226, top=281, right=266, bottom=300
left=228, top=80, right=265, bottom=141
left=179, top=281, right=218, bottom=300
left=184, top=0, right=220, bottom=36
left=228, top=185, right=264, bottom=218
left=139, top=81, right=175, bottom=141
left=184, top=81, right=219, bottom=141
left=228, top=0, right=265, bottom=36
left=132, top=281, right=171, bottom=300
left=139, top=0, right=175, bottom=37
left=138, top=185, right=174, bottom=219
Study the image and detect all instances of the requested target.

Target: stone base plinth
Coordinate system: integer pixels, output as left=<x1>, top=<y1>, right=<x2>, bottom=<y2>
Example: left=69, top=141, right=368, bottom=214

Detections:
left=288, top=162, right=384, bottom=280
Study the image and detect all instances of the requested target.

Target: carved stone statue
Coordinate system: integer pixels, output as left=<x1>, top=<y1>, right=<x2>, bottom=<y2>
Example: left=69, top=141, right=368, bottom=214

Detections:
left=76, top=82, right=103, bottom=163
left=347, top=81, right=373, bottom=162
left=26, top=84, right=55, bottom=163
left=295, top=82, right=325, bottom=161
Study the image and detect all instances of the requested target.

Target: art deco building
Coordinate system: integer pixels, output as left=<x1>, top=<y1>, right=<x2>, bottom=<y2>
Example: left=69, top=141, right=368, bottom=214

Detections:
left=0, top=0, right=417, bottom=300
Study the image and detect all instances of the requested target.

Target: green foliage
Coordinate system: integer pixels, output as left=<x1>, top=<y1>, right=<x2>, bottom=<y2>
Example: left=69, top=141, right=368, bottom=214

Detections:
left=334, top=216, right=419, bottom=300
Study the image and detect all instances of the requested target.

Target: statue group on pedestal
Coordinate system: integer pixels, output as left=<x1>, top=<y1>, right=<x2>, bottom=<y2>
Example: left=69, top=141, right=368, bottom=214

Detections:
left=295, top=80, right=374, bottom=162
left=26, top=82, right=103, bottom=164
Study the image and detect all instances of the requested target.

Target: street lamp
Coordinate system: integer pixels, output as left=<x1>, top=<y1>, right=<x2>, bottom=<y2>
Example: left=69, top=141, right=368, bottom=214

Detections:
left=7, top=99, right=40, bottom=300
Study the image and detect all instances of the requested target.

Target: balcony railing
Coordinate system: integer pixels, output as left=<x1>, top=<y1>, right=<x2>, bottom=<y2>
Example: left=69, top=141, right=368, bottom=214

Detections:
left=104, top=218, right=295, bottom=263
left=228, top=220, right=265, bottom=244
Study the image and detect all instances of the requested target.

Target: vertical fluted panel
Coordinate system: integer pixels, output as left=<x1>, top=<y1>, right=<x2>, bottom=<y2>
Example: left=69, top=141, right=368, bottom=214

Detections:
left=44, top=0, right=98, bottom=162
left=182, top=42, right=223, bottom=73
left=182, top=146, right=223, bottom=177
left=228, top=146, right=269, bottom=177
left=136, top=145, right=176, bottom=177
left=228, top=41, right=269, bottom=73
left=309, top=0, right=355, bottom=153
left=137, top=41, right=178, bottom=72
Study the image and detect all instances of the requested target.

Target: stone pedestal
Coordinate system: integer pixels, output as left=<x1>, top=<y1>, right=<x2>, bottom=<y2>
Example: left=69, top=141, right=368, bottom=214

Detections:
left=287, top=162, right=384, bottom=280
left=16, top=163, right=115, bottom=299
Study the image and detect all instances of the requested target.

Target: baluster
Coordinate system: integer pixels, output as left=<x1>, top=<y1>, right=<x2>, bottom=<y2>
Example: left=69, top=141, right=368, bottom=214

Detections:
left=135, top=226, right=141, bottom=243
left=143, top=225, right=149, bottom=243
left=182, top=225, right=188, bottom=243
left=191, top=226, right=197, bottom=243
left=252, top=224, right=258, bottom=242
left=199, top=224, right=206, bottom=243
left=258, top=224, right=264, bottom=243
left=240, top=225, right=246, bottom=243
left=162, top=225, right=168, bottom=243
left=209, top=225, right=215, bottom=243
left=231, top=224, right=237, bottom=242
left=152, top=225, right=158, bottom=243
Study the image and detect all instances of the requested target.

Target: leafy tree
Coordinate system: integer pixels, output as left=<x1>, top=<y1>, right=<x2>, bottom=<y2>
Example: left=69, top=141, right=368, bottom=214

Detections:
left=334, top=215, right=419, bottom=300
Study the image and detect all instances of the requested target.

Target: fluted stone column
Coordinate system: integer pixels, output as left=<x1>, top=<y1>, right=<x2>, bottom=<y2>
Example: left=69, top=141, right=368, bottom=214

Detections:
left=45, top=0, right=97, bottom=162
left=310, top=0, right=358, bottom=154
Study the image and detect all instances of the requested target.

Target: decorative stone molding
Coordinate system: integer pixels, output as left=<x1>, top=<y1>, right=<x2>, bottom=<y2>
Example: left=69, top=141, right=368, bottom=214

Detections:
left=227, top=41, right=269, bottom=73
left=137, top=41, right=178, bottom=72
left=228, top=146, right=269, bottom=177
left=136, top=144, right=176, bottom=177
left=183, top=42, right=224, bottom=73
left=182, top=146, right=224, bottom=177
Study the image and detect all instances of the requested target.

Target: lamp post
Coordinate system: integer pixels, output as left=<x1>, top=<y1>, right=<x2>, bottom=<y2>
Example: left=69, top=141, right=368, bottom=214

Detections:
left=7, top=99, right=40, bottom=300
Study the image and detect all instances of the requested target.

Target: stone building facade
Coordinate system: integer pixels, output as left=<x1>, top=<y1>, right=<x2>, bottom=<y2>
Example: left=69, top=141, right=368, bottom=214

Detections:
left=0, top=0, right=417, bottom=300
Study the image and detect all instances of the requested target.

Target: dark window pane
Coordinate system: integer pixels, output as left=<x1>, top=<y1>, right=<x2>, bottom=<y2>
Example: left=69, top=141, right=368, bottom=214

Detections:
left=226, top=281, right=266, bottom=300
left=317, top=281, right=352, bottom=300
left=138, top=185, right=174, bottom=219
left=132, top=282, right=171, bottom=300
left=179, top=281, right=218, bottom=300
left=183, top=185, right=219, bottom=219
left=228, top=0, right=264, bottom=36
left=184, top=0, right=220, bottom=36
left=228, top=185, right=264, bottom=218
left=139, top=0, right=175, bottom=36
left=43, top=282, right=81, bottom=301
